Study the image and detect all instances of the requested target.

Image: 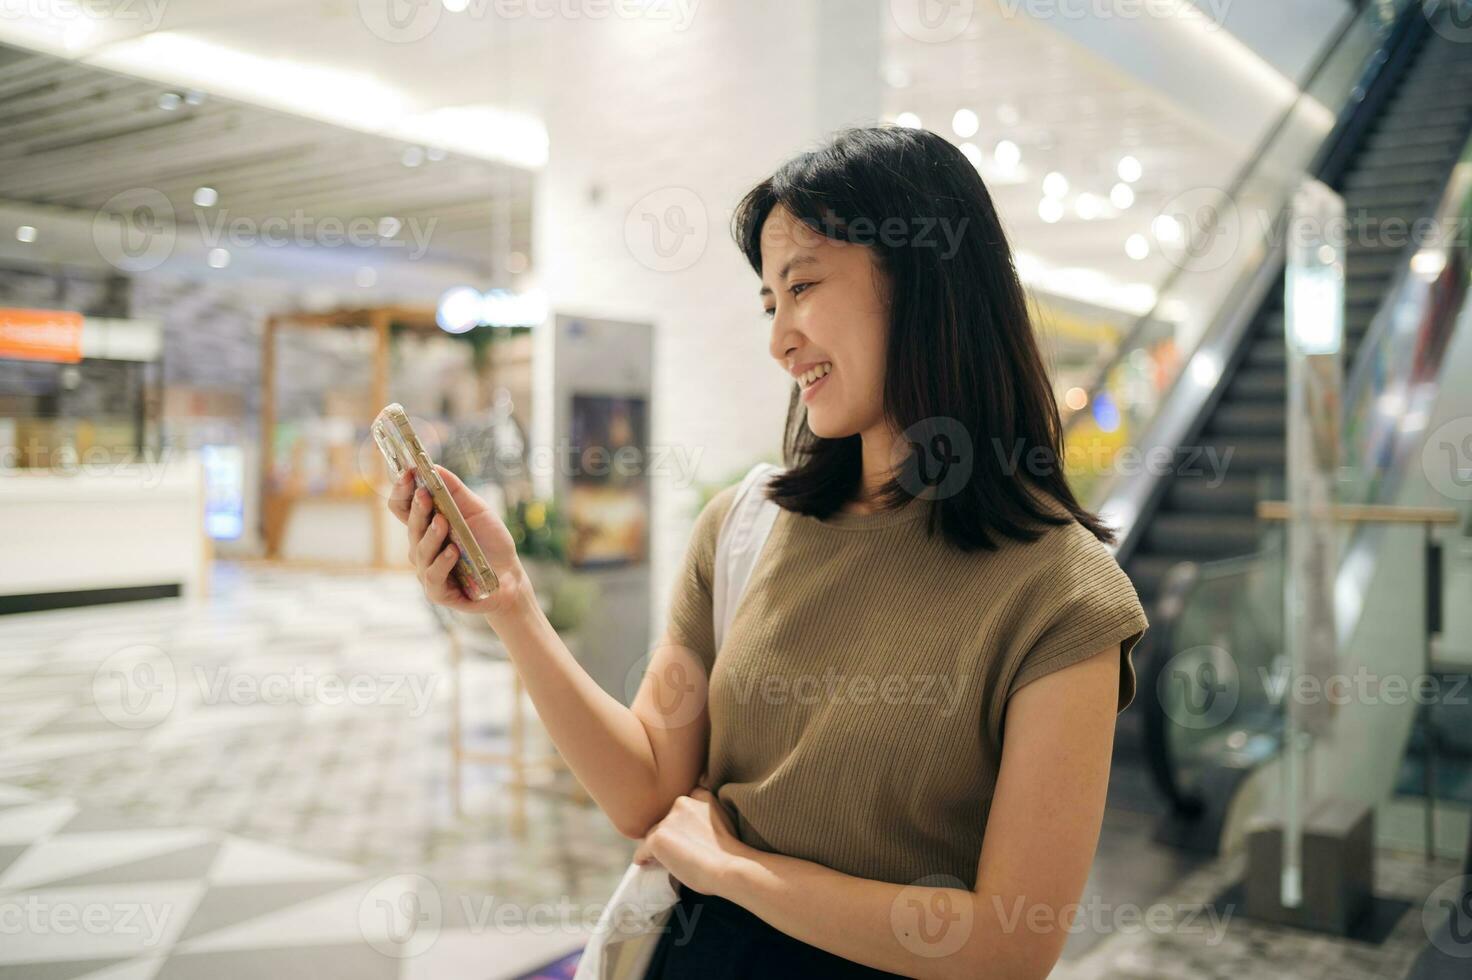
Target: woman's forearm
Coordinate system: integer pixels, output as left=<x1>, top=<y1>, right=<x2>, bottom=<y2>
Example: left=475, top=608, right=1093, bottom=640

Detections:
left=481, top=584, right=669, bottom=837
left=721, top=847, right=1044, bottom=980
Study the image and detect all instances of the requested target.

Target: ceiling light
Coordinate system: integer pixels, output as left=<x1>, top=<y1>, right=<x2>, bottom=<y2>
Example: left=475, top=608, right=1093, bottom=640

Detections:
left=1110, top=182, right=1135, bottom=209
left=16, top=225, right=37, bottom=243
left=1065, top=387, right=1088, bottom=411
left=952, top=108, right=979, bottom=139
left=1075, top=193, right=1103, bottom=220
left=193, top=186, right=219, bottom=207
left=437, top=287, right=483, bottom=334
left=157, top=92, right=183, bottom=111
left=92, top=33, right=550, bottom=168
left=994, top=140, right=1021, bottom=170
left=207, top=247, right=230, bottom=269
left=1043, top=172, right=1068, bottom=198
left=1038, top=198, right=1064, bottom=223
left=895, top=112, right=922, bottom=129
left=378, top=216, right=402, bottom=238
left=884, top=66, right=911, bottom=89
left=1125, top=234, right=1150, bottom=260
left=1118, top=155, right=1142, bottom=183
left=959, top=143, right=983, bottom=167
left=402, top=146, right=425, bottom=167
left=1152, top=214, right=1183, bottom=244
left=443, top=0, right=470, bottom=10
left=355, top=267, right=378, bottom=288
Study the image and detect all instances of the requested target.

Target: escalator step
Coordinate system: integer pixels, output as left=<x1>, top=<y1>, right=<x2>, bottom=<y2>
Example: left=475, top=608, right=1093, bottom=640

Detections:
left=1208, top=402, right=1285, bottom=437
left=1365, top=124, right=1470, bottom=151
left=1344, top=163, right=1451, bottom=191
left=1142, top=513, right=1264, bottom=559
left=1244, top=337, right=1287, bottom=368
left=1370, top=106, right=1472, bottom=135
left=1346, top=183, right=1442, bottom=210
left=1165, top=474, right=1263, bottom=514
left=1356, top=142, right=1469, bottom=169
left=1225, top=368, right=1286, bottom=401
left=1198, top=438, right=1284, bottom=470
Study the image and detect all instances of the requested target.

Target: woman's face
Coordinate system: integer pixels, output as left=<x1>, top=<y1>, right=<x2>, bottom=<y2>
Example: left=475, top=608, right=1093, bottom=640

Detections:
left=760, top=205, right=890, bottom=440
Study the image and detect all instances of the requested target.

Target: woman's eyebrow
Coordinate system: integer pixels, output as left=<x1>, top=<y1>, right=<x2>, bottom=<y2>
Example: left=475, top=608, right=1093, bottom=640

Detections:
left=759, top=254, right=820, bottom=298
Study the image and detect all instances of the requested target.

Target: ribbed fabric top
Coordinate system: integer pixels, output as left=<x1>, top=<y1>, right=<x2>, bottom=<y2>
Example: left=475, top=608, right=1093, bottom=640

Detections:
left=664, top=482, right=1148, bottom=890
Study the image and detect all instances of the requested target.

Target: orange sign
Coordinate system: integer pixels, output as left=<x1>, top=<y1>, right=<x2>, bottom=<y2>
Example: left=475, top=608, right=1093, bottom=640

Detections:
left=0, top=309, right=85, bottom=363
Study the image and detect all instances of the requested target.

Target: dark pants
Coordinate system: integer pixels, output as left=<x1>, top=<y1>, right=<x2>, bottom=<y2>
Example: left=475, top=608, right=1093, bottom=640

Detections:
left=643, top=885, right=906, bottom=979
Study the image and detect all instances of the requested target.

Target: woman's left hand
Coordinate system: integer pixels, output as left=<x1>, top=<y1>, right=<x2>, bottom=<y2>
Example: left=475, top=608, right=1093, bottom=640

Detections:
left=632, top=788, right=749, bottom=897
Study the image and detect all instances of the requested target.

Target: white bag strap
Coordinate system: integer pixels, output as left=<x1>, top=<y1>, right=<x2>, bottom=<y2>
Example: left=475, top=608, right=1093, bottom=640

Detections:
left=711, top=461, right=783, bottom=654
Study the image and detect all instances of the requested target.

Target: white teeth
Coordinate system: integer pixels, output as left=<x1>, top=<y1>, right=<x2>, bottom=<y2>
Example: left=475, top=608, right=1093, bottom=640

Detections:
left=799, top=362, right=831, bottom=388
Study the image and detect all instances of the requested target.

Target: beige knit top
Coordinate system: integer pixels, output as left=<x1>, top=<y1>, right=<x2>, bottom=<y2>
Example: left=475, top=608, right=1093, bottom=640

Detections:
left=664, top=482, right=1149, bottom=890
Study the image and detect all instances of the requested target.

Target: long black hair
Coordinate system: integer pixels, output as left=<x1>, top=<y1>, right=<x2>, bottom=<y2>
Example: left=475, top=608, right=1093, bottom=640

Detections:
left=731, top=125, right=1116, bottom=551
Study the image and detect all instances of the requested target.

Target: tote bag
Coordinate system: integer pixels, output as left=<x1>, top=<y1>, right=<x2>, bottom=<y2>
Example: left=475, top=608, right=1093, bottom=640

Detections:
left=574, top=461, right=784, bottom=980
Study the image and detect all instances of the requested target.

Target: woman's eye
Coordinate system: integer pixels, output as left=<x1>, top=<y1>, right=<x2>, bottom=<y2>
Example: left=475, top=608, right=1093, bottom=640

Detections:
left=790, top=282, right=813, bottom=297
left=761, top=307, right=775, bottom=319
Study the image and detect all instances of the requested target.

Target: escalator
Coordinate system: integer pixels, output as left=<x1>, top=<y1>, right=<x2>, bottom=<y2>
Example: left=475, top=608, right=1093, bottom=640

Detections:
left=1123, top=17, right=1472, bottom=615
left=1092, top=2, right=1472, bottom=824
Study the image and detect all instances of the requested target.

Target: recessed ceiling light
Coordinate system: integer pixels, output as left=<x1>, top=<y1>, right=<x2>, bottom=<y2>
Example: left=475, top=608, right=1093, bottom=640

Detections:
left=952, top=108, right=979, bottom=139
left=207, top=247, right=230, bottom=269
left=1118, top=155, right=1142, bottom=183
left=1125, top=234, right=1150, bottom=260
left=1110, top=182, right=1135, bottom=209
left=1152, top=214, right=1182, bottom=244
left=994, top=140, right=1021, bottom=170
left=959, top=143, right=983, bottom=168
left=1075, top=193, right=1102, bottom=220
left=378, top=217, right=402, bottom=238
left=157, top=92, right=183, bottom=111
left=16, top=225, right=38, bottom=243
left=894, top=112, right=922, bottom=129
left=1042, top=172, right=1068, bottom=198
left=193, top=186, right=219, bottom=207
left=1038, top=198, right=1064, bottom=223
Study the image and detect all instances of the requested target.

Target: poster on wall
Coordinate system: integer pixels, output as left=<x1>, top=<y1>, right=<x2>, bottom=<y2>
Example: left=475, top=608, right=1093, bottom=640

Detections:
left=568, top=394, right=648, bottom=568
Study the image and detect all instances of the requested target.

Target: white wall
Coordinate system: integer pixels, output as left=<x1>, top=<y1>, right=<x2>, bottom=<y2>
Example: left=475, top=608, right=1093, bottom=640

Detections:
left=528, top=0, right=885, bottom=645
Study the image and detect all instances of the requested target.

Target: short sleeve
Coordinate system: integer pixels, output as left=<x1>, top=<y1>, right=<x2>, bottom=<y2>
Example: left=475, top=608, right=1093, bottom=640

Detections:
left=1003, top=524, right=1148, bottom=716
left=662, top=484, right=740, bottom=674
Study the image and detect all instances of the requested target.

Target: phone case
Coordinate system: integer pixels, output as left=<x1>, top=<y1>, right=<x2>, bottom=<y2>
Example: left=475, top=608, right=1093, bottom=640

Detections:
left=372, top=403, right=499, bottom=600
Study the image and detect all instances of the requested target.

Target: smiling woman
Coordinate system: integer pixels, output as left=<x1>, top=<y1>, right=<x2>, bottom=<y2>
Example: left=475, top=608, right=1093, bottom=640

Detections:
left=391, top=124, right=1148, bottom=980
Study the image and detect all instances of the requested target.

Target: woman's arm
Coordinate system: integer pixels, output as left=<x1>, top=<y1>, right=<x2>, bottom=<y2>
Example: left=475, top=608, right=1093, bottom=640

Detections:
left=636, top=643, right=1121, bottom=979
left=390, top=466, right=708, bottom=838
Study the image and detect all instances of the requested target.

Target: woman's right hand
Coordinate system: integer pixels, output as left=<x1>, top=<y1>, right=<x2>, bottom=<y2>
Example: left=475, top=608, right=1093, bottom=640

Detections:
left=387, top=465, right=533, bottom=619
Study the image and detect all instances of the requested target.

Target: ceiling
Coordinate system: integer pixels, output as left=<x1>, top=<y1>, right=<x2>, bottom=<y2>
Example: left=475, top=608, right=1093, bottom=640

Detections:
left=0, top=0, right=1344, bottom=317
left=0, top=36, right=534, bottom=297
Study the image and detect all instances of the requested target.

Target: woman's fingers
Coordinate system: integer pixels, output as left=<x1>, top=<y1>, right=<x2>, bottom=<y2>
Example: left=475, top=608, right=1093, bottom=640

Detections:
left=406, top=484, right=432, bottom=543
left=425, top=540, right=460, bottom=597
left=386, top=470, right=415, bottom=524
left=415, top=513, right=450, bottom=568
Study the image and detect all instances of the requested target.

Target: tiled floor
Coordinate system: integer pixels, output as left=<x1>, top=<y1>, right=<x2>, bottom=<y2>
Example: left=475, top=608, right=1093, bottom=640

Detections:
left=0, top=563, right=1463, bottom=978
left=0, top=563, right=629, bottom=979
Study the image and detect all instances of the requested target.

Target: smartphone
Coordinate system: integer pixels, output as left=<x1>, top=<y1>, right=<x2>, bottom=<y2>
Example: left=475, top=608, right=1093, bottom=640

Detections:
left=372, top=403, right=498, bottom=601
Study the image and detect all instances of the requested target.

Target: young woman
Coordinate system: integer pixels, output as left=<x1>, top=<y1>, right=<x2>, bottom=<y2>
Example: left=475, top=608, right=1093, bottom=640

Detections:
left=387, top=125, right=1148, bottom=979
